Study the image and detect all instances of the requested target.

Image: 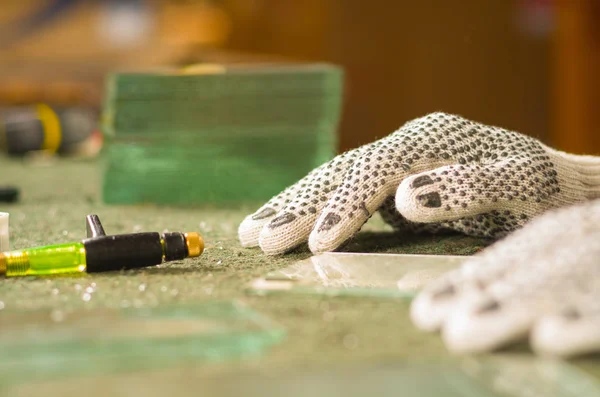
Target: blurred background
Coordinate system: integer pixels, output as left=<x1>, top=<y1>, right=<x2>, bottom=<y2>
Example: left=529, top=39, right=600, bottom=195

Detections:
left=0, top=0, right=598, bottom=156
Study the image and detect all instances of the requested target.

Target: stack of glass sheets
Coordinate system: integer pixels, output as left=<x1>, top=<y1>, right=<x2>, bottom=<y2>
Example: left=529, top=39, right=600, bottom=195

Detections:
left=101, top=64, right=344, bottom=204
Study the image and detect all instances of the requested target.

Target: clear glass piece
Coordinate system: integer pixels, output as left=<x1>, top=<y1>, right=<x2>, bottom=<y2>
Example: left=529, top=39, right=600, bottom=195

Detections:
left=249, top=252, right=467, bottom=299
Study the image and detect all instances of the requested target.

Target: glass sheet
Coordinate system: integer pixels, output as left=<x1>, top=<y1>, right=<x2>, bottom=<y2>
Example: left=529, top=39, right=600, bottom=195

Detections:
left=0, top=301, right=285, bottom=386
left=14, top=355, right=600, bottom=397
left=459, top=355, right=600, bottom=397
left=248, top=252, right=467, bottom=299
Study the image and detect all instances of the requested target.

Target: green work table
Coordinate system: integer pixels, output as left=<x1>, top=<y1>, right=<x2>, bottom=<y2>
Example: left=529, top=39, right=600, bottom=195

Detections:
left=0, top=157, right=598, bottom=396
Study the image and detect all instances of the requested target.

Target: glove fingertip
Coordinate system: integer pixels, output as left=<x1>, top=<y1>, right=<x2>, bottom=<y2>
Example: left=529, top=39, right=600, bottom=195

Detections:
left=238, top=214, right=269, bottom=248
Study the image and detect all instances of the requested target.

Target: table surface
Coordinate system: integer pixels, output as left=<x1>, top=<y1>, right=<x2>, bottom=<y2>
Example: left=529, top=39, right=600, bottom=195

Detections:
left=1, top=156, right=598, bottom=396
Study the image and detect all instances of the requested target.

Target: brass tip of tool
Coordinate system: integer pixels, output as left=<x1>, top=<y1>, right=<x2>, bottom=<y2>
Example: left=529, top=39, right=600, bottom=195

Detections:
left=184, top=232, right=204, bottom=257
left=0, top=253, right=6, bottom=274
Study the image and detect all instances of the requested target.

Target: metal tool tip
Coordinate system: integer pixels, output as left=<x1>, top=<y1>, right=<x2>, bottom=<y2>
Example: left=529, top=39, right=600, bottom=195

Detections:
left=184, top=232, right=203, bottom=257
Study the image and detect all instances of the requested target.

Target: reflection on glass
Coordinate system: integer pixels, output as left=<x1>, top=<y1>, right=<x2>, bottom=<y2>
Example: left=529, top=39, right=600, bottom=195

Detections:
left=249, top=252, right=467, bottom=299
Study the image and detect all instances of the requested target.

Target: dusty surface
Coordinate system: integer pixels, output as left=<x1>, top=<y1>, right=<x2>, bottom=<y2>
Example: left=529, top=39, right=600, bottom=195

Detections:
left=1, top=156, right=598, bottom=396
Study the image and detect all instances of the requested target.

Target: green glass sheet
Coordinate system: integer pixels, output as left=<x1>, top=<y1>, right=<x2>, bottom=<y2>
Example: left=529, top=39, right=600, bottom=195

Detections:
left=216, top=356, right=600, bottom=397
left=0, top=301, right=285, bottom=387
left=11, top=355, right=600, bottom=397
left=103, top=63, right=343, bottom=104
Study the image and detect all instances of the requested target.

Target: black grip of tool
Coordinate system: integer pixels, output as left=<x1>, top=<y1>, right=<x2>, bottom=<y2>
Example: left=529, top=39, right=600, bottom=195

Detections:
left=83, top=232, right=163, bottom=273
left=162, top=232, right=188, bottom=261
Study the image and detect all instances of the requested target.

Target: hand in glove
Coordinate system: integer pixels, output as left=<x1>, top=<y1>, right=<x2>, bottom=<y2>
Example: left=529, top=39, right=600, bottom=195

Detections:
left=411, top=198, right=600, bottom=358
left=238, top=112, right=600, bottom=255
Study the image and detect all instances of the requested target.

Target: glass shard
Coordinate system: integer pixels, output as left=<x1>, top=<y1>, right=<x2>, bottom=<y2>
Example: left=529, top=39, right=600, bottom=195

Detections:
left=248, top=252, right=467, bottom=299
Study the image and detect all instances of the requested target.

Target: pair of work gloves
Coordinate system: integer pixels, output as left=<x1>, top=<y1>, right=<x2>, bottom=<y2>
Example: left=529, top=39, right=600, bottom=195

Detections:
left=238, top=113, right=600, bottom=358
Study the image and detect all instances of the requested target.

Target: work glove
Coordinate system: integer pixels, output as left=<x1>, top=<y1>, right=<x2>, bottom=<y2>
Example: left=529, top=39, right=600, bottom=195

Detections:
left=411, top=199, right=600, bottom=358
left=238, top=112, right=600, bottom=255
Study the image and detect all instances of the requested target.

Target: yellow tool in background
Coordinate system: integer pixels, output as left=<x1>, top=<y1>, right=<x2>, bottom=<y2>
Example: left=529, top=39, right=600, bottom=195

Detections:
left=0, top=104, right=98, bottom=157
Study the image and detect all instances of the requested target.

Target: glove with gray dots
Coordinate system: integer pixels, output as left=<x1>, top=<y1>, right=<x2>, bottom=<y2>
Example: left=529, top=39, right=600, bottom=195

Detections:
left=411, top=198, right=600, bottom=357
left=238, top=112, right=600, bottom=255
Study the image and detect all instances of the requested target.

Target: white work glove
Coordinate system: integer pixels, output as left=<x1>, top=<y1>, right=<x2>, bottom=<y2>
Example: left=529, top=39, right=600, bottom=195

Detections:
left=411, top=199, right=600, bottom=358
left=239, top=112, right=600, bottom=255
